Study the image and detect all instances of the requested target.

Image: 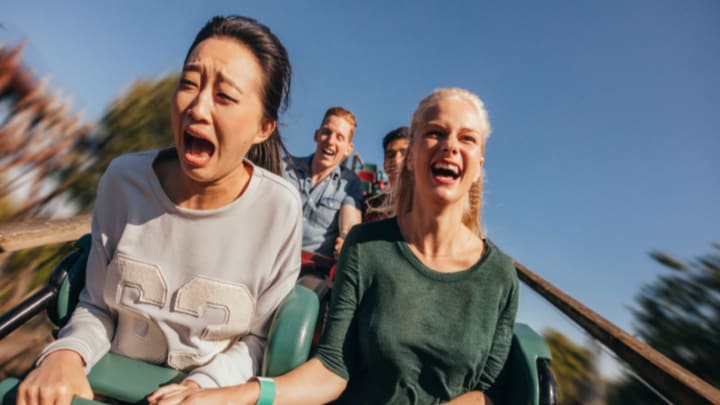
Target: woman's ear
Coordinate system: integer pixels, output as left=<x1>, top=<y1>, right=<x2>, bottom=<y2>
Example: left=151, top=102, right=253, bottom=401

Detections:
left=474, top=157, right=484, bottom=182
left=253, top=118, right=277, bottom=144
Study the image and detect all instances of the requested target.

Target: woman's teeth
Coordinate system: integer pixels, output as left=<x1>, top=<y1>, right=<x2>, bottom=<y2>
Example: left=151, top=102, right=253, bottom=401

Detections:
left=431, top=162, right=460, bottom=178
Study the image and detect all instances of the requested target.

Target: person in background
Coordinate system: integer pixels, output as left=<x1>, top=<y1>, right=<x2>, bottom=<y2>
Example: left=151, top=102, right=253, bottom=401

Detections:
left=17, top=15, right=302, bottom=405
left=363, top=126, right=409, bottom=221
left=382, top=126, right=409, bottom=188
left=163, top=87, right=519, bottom=405
left=283, top=107, right=363, bottom=258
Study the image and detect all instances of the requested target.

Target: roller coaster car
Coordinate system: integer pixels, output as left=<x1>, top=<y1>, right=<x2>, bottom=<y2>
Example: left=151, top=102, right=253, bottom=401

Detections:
left=0, top=235, right=557, bottom=405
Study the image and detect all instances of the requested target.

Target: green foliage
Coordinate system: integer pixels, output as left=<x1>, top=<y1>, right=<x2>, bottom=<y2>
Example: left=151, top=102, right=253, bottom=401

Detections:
left=60, top=74, right=178, bottom=210
left=544, top=329, right=603, bottom=405
left=0, top=244, right=72, bottom=305
left=607, top=245, right=720, bottom=403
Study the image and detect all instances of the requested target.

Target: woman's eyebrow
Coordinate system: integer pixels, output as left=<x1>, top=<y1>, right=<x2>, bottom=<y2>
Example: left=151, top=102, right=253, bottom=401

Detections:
left=179, top=65, right=243, bottom=94
left=181, top=62, right=202, bottom=73
left=217, top=72, right=243, bottom=94
left=422, top=121, right=447, bottom=129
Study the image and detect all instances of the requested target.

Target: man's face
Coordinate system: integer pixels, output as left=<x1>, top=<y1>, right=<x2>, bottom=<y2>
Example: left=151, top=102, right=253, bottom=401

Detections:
left=383, top=138, right=409, bottom=186
left=313, top=115, right=354, bottom=172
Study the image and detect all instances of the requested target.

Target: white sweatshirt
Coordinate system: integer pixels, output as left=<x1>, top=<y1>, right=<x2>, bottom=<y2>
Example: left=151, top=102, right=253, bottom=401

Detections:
left=40, top=149, right=303, bottom=388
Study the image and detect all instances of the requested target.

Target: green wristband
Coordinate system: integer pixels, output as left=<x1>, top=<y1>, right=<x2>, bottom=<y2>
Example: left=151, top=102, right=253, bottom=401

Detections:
left=255, top=377, right=276, bottom=405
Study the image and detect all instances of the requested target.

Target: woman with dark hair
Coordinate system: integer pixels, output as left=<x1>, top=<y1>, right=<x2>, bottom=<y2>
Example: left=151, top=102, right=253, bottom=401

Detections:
left=17, top=15, right=301, bottom=405
left=160, top=87, right=519, bottom=405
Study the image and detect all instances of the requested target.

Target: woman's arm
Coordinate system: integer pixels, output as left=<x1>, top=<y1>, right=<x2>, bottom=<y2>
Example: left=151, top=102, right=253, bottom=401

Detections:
left=151, top=358, right=346, bottom=405
left=18, top=171, right=119, bottom=405
left=442, top=391, right=493, bottom=405
left=476, top=267, right=520, bottom=391
left=272, top=359, right=347, bottom=404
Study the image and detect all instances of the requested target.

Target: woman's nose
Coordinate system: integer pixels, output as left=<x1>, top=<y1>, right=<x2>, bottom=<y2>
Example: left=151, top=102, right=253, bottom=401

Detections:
left=441, top=135, right=459, bottom=152
left=188, top=91, right=211, bottom=121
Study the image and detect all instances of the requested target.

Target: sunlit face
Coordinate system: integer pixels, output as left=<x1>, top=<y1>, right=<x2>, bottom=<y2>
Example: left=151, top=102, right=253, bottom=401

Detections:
left=171, top=37, right=275, bottom=186
left=313, top=115, right=354, bottom=172
left=406, top=97, right=485, bottom=206
left=383, top=138, right=409, bottom=186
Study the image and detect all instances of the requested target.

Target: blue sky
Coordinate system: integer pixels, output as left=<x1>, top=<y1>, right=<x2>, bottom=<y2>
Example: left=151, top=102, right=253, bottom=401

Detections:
left=4, top=0, right=719, bottom=352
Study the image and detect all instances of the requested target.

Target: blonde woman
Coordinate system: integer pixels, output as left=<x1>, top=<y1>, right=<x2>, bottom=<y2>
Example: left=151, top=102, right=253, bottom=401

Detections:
left=161, top=88, right=518, bottom=405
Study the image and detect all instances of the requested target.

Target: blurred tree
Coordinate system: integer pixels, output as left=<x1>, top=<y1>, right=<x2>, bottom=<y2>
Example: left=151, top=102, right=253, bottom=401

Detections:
left=0, top=195, right=14, bottom=222
left=58, top=74, right=178, bottom=210
left=1, top=74, right=178, bottom=306
left=607, top=245, right=720, bottom=403
left=544, top=329, right=605, bottom=405
left=0, top=44, right=180, bottom=376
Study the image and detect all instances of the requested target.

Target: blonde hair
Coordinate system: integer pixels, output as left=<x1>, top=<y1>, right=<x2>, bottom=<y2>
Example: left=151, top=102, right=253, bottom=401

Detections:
left=392, top=88, right=491, bottom=237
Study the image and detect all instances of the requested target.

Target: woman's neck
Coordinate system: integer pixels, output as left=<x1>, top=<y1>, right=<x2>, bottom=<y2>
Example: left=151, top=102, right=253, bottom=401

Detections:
left=399, top=199, right=466, bottom=257
left=155, top=158, right=252, bottom=210
left=398, top=197, right=484, bottom=272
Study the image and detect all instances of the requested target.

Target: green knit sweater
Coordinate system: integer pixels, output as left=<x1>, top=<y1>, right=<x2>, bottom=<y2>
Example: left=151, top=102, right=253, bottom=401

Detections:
left=314, top=217, right=519, bottom=404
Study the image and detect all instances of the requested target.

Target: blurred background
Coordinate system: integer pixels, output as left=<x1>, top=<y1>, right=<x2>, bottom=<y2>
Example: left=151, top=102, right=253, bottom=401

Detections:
left=1, top=1, right=718, bottom=403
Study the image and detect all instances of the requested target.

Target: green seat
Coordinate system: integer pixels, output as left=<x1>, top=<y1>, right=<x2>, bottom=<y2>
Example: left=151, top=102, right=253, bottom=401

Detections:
left=490, top=323, right=557, bottom=405
left=0, top=235, right=319, bottom=405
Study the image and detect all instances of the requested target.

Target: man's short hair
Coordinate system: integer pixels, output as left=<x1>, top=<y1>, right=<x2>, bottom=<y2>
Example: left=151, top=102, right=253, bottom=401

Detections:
left=382, top=126, right=409, bottom=151
left=321, top=106, right=357, bottom=138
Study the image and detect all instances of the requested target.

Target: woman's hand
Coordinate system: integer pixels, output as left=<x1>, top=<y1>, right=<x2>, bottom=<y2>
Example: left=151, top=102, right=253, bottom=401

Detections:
left=16, top=350, right=93, bottom=405
left=148, top=383, right=259, bottom=405
left=441, top=390, right=492, bottom=405
left=147, top=380, right=201, bottom=405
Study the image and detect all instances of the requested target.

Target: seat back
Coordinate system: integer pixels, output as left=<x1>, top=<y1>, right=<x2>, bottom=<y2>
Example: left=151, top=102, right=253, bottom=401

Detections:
left=48, top=234, right=92, bottom=328
left=489, top=323, right=557, bottom=405
left=262, top=284, right=319, bottom=376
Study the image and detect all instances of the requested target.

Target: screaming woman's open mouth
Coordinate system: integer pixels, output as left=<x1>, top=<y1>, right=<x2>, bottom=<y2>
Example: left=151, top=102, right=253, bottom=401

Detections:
left=183, top=131, right=215, bottom=166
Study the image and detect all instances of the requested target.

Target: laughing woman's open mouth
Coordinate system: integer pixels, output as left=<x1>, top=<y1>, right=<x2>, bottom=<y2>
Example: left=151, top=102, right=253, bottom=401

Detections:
left=430, top=160, right=461, bottom=184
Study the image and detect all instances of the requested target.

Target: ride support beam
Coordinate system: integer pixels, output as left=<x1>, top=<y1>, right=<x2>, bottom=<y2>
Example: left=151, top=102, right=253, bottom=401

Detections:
left=514, top=260, right=720, bottom=405
left=0, top=214, right=90, bottom=253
